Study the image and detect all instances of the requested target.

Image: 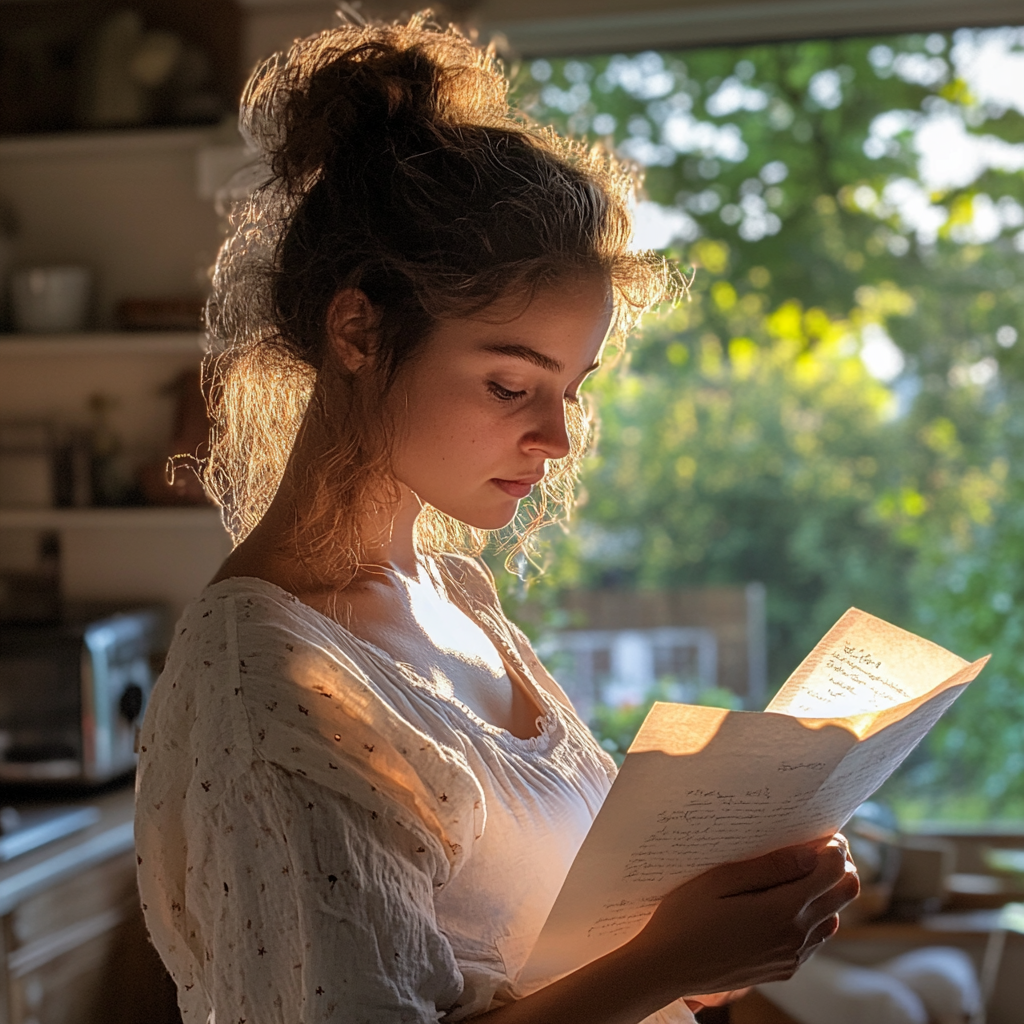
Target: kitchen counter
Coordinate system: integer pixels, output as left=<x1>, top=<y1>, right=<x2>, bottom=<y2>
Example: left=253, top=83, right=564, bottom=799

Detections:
left=0, top=783, right=179, bottom=1024
left=0, top=786, right=135, bottom=919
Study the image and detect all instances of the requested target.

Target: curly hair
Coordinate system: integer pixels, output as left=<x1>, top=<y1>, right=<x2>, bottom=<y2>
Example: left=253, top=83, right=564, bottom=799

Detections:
left=202, top=10, right=681, bottom=582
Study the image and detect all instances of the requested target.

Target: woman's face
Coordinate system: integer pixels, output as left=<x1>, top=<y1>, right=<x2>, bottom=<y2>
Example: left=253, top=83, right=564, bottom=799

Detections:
left=388, top=276, right=613, bottom=530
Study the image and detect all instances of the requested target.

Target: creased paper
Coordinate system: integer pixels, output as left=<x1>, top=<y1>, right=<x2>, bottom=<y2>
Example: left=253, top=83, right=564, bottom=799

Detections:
left=517, top=609, right=987, bottom=993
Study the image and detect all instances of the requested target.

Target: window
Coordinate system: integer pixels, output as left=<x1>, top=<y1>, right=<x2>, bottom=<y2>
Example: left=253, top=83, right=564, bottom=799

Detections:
left=507, top=27, right=1024, bottom=823
left=539, top=626, right=718, bottom=720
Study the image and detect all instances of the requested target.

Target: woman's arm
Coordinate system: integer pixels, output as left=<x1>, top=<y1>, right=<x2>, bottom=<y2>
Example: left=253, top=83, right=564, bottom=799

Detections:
left=478, top=839, right=858, bottom=1024
left=180, top=762, right=465, bottom=1023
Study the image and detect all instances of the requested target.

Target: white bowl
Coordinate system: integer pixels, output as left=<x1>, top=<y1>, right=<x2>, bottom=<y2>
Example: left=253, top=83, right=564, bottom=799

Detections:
left=11, top=266, right=92, bottom=333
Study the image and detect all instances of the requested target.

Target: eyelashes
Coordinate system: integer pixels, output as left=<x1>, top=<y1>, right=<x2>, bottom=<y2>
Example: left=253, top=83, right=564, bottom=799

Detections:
left=486, top=381, right=583, bottom=405
left=487, top=381, right=528, bottom=403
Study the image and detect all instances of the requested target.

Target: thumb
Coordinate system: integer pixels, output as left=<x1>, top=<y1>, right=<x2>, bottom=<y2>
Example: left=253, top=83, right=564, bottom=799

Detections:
left=713, top=845, right=818, bottom=897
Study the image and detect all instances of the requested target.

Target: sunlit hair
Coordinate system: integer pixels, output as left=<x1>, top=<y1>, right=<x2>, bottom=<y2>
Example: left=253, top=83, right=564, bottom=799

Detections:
left=202, top=10, right=682, bottom=583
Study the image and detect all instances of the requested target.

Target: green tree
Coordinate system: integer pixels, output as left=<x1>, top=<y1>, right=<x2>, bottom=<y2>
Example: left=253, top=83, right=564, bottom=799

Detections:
left=569, top=299, right=918, bottom=685
left=499, top=28, right=1024, bottom=820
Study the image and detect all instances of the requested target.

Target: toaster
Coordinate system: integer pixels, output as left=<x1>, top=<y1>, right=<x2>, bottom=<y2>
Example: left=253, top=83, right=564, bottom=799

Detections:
left=0, top=607, right=165, bottom=785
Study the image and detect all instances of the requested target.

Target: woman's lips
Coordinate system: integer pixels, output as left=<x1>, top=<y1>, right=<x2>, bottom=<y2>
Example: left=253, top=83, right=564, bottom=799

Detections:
left=492, top=478, right=540, bottom=498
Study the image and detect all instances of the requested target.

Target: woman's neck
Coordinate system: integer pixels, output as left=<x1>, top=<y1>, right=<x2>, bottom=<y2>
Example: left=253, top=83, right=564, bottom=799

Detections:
left=357, top=483, right=423, bottom=576
left=212, top=398, right=425, bottom=591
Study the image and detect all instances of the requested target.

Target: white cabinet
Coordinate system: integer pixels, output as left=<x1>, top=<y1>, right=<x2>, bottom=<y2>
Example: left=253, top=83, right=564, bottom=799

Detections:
left=0, top=123, right=236, bottom=621
left=0, top=333, right=231, bottom=621
left=0, top=128, right=223, bottom=330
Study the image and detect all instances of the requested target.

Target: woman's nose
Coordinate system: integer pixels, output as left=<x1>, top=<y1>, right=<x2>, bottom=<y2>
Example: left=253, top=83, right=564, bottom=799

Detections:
left=523, top=400, right=572, bottom=460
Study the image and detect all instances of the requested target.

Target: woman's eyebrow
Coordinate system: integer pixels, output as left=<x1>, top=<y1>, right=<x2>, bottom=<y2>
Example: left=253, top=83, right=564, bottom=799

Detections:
left=481, top=342, right=564, bottom=373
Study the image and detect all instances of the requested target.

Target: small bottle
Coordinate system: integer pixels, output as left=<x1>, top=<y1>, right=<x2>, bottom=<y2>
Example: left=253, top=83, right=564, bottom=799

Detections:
left=53, top=425, right=93, bottom=507
left=87, top=393, right=125, bottom=506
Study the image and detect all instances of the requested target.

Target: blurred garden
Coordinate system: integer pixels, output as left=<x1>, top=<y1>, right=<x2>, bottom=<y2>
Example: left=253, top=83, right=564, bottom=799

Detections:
left=497, top=27, right=1024, bottom=824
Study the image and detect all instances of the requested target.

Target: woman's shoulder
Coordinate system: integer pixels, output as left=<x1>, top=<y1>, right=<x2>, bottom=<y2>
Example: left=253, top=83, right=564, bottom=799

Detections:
left=170, top=576, right=356, bottom=665
left=149, top=575, right=371, bottom=774
left=195, top=574, right=328, bottom=630
left=154, top=580, right=305, bottom=701
left=148, top=575, right=488, bottom=872
left=159, top=576, right=401, bottom=727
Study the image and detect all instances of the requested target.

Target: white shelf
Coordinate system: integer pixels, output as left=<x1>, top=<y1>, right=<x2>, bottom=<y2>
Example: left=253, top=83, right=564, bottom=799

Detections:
left=0, top=126, right=221, bottom=161
left=0, top=507, right=224, bottom=530
left=0, top=332, right=205, bottom=356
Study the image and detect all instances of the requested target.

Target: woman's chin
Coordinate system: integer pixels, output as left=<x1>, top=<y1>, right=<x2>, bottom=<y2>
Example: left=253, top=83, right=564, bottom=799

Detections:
left=430, top=500, right=519, bottom=532
left=466, top=509, right=520, bottom=531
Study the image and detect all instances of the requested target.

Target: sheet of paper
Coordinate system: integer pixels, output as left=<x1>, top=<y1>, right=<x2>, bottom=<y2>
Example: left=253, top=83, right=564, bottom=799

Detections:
left=767, top=610, right=969, bottom=719
left=516, top=609, right=988, bottom=995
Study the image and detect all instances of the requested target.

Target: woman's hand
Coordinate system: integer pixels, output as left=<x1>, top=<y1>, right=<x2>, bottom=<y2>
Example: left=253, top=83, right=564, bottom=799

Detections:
left=482, top=836, right=858, bottom=1024
left=631, top=835, right=859, bottom=1002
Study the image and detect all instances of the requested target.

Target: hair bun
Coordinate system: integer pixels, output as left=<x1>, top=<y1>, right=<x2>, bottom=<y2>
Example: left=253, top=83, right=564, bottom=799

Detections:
left=240, top=12, right=507, bottom=188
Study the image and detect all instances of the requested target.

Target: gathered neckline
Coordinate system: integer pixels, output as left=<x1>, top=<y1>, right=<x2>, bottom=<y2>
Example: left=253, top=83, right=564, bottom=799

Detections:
left=201, top=574, right=561, bottom=752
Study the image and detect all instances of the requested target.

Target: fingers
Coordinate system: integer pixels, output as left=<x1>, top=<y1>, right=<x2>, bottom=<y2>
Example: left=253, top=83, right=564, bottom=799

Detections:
left=716, top=844, right=818, bottom=897
left=716, top=832, right=855, bottom=901
left=798, top=913, right=840, bottom=959
left=789, top=842, right=851, bottom=908
left=801, top=864, right=859, bottom=928
left=831, top=832, right=851, bottom=859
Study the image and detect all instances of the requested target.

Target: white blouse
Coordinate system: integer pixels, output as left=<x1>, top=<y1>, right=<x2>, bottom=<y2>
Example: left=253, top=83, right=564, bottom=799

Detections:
left=135, top=560, right=694, bottom=1023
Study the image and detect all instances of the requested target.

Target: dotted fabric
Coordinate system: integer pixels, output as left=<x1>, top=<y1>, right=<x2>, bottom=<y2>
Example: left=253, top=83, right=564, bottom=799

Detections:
left=135, top=563, right=694, bottom=1023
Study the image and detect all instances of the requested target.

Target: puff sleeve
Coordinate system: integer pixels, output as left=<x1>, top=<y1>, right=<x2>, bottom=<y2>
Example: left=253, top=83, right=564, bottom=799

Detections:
left=180, top=760, right=464, bottom=1022
left=136, top=588, right=477, bottom=1023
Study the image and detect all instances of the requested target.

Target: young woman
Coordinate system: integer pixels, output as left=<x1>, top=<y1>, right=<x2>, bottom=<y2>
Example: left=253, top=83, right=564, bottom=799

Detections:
left=135, top=14, right=858, bottom=1024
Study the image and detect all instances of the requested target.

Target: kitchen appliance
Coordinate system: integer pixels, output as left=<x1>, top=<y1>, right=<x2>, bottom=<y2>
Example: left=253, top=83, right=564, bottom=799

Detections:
left=0, top=607, right=164, bottom=785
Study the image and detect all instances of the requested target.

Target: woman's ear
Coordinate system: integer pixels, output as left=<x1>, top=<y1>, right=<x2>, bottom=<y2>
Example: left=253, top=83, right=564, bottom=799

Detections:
left=326, top=288, right=378, bottom=373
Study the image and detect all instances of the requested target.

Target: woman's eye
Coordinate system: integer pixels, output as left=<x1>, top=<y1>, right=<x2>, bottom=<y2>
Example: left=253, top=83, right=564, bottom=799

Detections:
left=487, top=381, right=528, bottom=402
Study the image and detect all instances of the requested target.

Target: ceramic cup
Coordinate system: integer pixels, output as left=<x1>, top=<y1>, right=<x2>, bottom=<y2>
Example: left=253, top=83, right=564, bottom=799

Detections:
left=11, top=265, right=92, bottom=333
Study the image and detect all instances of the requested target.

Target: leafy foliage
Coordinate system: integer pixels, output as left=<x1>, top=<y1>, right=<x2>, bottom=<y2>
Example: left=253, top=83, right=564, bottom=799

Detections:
left=497, top=29, right=1024, bottom=820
